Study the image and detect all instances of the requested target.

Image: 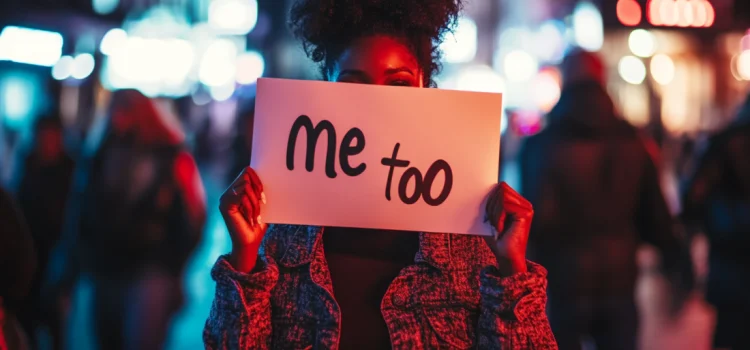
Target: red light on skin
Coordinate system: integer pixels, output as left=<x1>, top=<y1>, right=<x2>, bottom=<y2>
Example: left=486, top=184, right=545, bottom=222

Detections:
left=617, top=0, right=643, bottom=26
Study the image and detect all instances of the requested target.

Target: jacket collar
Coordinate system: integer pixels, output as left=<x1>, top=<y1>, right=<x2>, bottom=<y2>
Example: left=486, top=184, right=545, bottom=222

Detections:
left=278, top=225, right=494, bottom=271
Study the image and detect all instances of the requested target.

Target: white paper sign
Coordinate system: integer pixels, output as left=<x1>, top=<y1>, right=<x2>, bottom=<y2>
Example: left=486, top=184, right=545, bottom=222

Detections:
left=251, top=78, right=502, bottom=235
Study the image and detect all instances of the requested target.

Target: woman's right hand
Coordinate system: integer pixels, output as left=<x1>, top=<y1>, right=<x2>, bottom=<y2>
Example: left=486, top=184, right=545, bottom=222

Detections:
left=219, top=167, right=268, bottom=272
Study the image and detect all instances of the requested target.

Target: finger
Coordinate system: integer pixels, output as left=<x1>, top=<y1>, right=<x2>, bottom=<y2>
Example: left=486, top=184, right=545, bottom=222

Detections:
left=231, top=179, right=250, bottom=190
left=503, top=187, right=525, bottom=204
left=501, top=190, right=533, bottom=212
left=230, top=170, right=253, bottom=189
left=219, top=186, right=243, bottom=212
left=501, top=182, right=533, bottom=208
left=244, top=184, right=261, bottom=217
left=504, top=192, right=533, bottom=210
left=502, top=199, right=534, bottom=220
left=240, top=196, right=258, bottom=226
left=239, top=195, right=254, bottom=225
left=495, top=211, right=507, bottom=238
left=245, top=167, right=264, bottom=200
left=230, top=184, right=245, bottom=197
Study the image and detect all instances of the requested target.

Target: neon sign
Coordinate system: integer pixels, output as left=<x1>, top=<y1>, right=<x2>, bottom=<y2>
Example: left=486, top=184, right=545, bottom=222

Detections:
left=617, top=0, right=715, bottom=28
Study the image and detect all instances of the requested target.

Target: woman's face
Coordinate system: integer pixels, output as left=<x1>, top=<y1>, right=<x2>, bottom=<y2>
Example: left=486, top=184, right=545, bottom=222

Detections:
left=329, top=35, right=424, bottom=88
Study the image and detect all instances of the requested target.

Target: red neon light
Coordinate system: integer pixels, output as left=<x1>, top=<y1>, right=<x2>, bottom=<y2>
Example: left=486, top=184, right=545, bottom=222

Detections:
left=646, top=0, right=715, bottom=28
left=704, top=1, right=715, bottom=27
left=617, top=0, right=643, bottom=26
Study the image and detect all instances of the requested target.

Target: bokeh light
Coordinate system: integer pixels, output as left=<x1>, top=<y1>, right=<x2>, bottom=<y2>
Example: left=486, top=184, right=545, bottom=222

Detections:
left=738, top=51, right=750, bottom=80
left=619, top=56, right=647, bottom=85
left=199, top=39, right=238, bottom=87
left=573, top=2, right=604, bottom=52
left=629, top=29, right=657, bottom=58
left=0, top=74, right=36, bottom=129
left=650, top=54, right=675, bottom=85
left=103, top=36, right=195, bottom=96
left=741, top=34, right=750, bottom=52
left=503, top=50, right=539, bottom=82
left=533, top=68, right=562, bottom=113
left=533, top=20, right=566, bottom=63
left=0, top=26, right=63, bottom=66
left=72, top=53, right=96, bottom=79
left=92, top=0, right=119, bottom=15
left=441, top=16, right=478, bottom=64
left=100, top=28, right=127, bottom=55
left=208, top=0, right=258, bottom=35
left=236, top=51, right=265, bottom=85
left=52, top=55, right=75, bottom=80
left=648, top=0, right=715, bottom=27
left=210, top=83, right=236, bottom=101
left=617, top=0, right=643, bottom=26
left=453, top=65, right=505, bottom=93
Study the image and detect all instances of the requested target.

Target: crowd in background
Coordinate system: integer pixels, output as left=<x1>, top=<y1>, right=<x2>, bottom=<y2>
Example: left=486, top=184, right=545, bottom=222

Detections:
left=1, top=48, right=749, bottom=350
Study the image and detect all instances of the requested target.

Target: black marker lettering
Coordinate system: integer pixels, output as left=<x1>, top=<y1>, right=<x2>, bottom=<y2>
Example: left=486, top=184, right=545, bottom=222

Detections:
left=422, top=159, right=453, bottom=206
left=286, top=115, right=338, bottom=179
left=381, top=143, right=410, bottom=201
left=339, top=127, right=367, bottom=176
left=382, top=143, right=454, bottom=205
left=399, top=167, right=423, bottom=205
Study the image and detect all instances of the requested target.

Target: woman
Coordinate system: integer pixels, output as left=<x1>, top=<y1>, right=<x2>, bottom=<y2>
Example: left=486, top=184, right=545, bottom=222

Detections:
left=204, top=0, right=556, bottom=348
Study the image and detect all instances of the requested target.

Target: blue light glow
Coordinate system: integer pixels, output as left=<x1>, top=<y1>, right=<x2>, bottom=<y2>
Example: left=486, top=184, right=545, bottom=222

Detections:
left=0, top=26, right=63, bottom=66
left=0, top=75, right=36, bottom=129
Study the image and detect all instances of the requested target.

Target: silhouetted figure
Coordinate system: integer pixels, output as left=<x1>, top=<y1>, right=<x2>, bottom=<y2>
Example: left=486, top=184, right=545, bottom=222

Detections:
left=0, top=187, right=36, bottom=350
left=227, top=98, right=255, bottom=185
left=682, top=94, right=750, bottom=350
left=53, top=90, right=206, bottom=350
left=519, top=50, right=681, bottom=350
left=15, top=116, right=74, bottom=349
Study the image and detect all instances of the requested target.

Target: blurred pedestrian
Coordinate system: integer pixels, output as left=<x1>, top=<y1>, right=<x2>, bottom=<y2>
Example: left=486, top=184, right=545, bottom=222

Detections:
left=15, top=115, right=74, bottom=349
left=682, top=93, right=750, bottom=350
left=0, top=187, right=36, bottom=350
left=50, top=89, right=206, bottom=350
left=518, top=49, right=683, bottom=350
left=227, top=98, right=254, bottom=185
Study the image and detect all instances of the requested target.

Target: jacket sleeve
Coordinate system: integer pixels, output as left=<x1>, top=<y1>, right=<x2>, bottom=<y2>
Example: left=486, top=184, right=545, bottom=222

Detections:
left=477, top=261, right=558, bottom=349
left=203, top=253, right=279, bottom=350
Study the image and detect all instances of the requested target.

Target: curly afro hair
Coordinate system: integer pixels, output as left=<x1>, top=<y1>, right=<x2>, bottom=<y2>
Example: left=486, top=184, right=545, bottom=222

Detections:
left=289, top=0, right=465, bottom=87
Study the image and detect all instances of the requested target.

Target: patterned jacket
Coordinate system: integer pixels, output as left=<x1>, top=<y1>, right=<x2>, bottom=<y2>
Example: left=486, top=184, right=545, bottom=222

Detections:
left=204, top=225, right=558, bottom=349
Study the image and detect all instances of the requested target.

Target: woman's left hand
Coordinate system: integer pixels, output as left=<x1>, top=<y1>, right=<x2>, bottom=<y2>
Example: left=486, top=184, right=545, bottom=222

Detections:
left=484, top=182, right=534, bottom=276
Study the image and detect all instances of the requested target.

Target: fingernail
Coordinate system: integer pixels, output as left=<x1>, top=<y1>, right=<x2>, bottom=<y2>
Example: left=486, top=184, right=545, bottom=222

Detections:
left=257, top=215, right=262, bottom=225
left=261, top=192, right=266, bottom=204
